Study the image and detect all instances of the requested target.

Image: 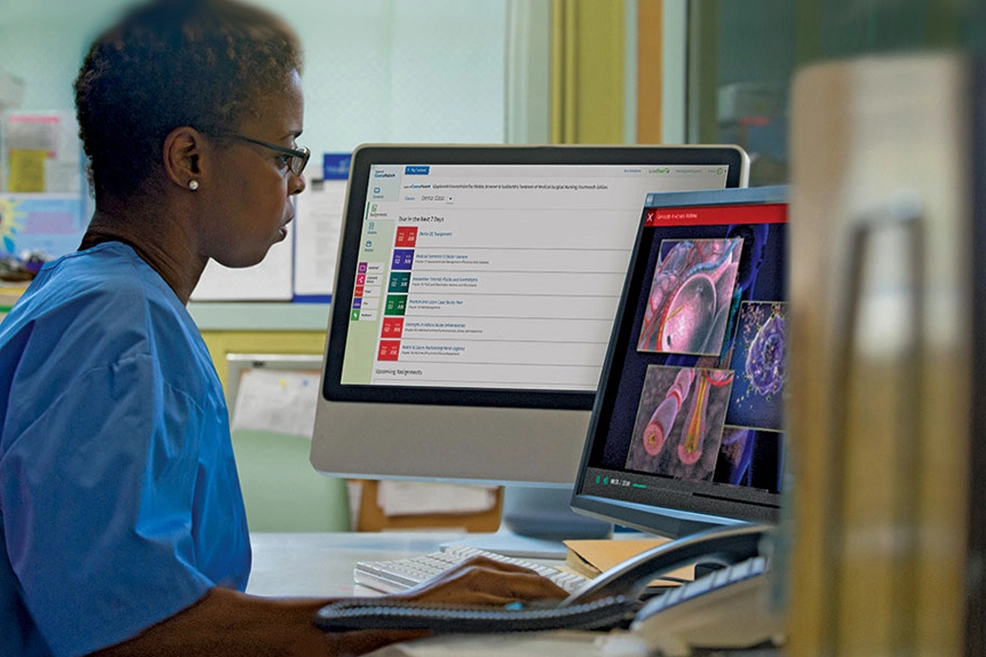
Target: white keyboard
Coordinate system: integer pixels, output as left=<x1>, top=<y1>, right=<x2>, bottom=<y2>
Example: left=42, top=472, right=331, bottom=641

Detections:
left=353, top=545, right=590, bottom=594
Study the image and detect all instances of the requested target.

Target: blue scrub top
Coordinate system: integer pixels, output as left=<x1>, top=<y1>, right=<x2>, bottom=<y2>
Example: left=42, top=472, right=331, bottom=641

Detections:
left=0, top=243, right=251, bottom=657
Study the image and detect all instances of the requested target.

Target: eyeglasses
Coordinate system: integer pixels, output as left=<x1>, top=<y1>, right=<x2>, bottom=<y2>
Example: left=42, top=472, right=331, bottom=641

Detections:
left=234, top=134, right=310, bottom=176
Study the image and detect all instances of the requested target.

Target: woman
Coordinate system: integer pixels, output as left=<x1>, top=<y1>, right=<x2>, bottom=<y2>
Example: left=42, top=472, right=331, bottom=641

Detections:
left=0, top=1, right=565, bottom=655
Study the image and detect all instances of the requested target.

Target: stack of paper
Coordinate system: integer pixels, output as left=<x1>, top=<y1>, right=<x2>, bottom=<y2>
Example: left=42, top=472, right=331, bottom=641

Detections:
left=563, top=538, right=694, bottom=587
left=377, top=481, right=499, bottom=517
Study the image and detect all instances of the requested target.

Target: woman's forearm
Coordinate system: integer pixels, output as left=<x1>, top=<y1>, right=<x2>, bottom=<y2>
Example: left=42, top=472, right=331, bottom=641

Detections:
left=89, top=587, right=422, bottom=657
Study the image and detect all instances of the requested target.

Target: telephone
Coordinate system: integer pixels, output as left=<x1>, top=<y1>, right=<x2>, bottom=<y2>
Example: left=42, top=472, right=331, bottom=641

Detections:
left=314, top=523, right=785, bottom=654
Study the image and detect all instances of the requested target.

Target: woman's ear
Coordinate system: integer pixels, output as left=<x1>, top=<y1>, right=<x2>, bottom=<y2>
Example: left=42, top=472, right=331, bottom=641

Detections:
left=162, top=126, right=204, bottom=191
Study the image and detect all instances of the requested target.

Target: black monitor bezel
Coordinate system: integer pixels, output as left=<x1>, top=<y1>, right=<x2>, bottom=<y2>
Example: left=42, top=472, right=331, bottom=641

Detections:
left=570, top=186, right=787, bottom=536
left=322, top=144, right=747, bottom=410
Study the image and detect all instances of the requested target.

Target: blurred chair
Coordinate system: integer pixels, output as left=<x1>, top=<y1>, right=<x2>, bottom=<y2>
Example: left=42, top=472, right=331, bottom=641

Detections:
left=231, top=429, right=351, bottom=532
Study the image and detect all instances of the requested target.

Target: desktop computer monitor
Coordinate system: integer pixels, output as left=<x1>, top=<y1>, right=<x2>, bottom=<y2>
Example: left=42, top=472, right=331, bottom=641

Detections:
left=310, top=144, right=749, bottom=542
left=570, top=186, right=787, bottom=540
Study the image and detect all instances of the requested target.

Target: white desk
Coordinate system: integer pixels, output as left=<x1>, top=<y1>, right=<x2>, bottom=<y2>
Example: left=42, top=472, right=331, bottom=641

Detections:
left=246, top=532, right=634, bottom=657
left=246, top=531, right=468, bottom=597
left=244, top=532, right=781, bottom=657
left=245, top=532, right=607, bottom=656
left=245, top=530, right=655, bottom=597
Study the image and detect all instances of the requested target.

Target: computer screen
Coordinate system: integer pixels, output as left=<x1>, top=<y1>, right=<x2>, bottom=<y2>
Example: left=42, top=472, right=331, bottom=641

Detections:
left=571, top=186, right=787, bottom=539
left=311, top=145, right=748, bottom=489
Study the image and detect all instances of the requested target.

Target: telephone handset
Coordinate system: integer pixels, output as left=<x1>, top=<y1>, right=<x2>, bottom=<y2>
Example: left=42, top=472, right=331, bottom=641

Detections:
left=314, top=523, right=776, bottom=639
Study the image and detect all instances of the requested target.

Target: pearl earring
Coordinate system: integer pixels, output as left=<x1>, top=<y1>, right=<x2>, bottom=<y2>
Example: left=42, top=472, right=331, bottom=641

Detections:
left=188, top=180, right=199, bottom=191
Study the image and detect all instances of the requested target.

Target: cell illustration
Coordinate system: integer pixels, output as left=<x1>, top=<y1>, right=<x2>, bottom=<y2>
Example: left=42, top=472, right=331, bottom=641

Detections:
left=713, top=426, right=784, bottom=493
left=625, top=364, right=734, bottom=482
left=637, top=237, right=743, bottom=356
left=724, top=302, right=787, bottom=431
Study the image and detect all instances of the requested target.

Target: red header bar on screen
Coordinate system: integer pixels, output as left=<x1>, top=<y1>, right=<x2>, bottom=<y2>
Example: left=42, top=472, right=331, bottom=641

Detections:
left=644, top=203, right=786, bottom=227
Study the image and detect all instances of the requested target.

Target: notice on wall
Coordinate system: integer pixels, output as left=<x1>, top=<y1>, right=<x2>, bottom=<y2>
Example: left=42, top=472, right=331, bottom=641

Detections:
left=4, top=112, right=82, bottom=193
left=293, top=179, right=347, bottom=299
left=0, top=193, right=88, bottom=258
left=190, top=222, right=294, bottom=300
left=230, top=368, right=321, bottom=438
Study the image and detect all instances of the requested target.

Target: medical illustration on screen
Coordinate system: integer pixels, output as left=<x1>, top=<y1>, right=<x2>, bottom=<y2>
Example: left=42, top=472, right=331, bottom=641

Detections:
left=626, top=364, right=735, bottom=482
left=723, top=301, right=787, bottom=432
left=637, top=238, right=743, bottom=356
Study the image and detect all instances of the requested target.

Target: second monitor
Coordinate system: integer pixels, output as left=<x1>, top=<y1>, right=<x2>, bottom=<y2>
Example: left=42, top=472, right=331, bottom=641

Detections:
left=571, top=186, right=787, bottom=541
left=311, top=145, right=748, bottom=507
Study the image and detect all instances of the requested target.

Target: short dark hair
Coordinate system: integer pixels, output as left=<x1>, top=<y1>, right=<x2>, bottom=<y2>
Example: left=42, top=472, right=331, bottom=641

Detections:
left=74, top=0, right=303, bottom=199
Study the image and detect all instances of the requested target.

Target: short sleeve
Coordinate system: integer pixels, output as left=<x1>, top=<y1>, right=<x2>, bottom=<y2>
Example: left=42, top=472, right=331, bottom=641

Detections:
left=0, top=354, right=215, bottom=657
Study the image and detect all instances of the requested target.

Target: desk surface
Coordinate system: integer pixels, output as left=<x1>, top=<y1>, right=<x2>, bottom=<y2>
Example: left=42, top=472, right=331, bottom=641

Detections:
left=246, top=531, right=468, bottom=597
left=246, top=532, right=629, bottom=657
left=246, top=532, right=783, bottom=657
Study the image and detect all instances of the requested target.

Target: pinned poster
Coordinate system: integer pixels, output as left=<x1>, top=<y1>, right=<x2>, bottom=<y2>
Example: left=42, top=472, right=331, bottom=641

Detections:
left=0, top=193, right=88, bottom=258
left=292, top=153, right=351, bottom=302
left=3, top=112, right=83, bottom=193
left=190, top=221, right=294, bottom=300
left=230, top=368, right=320, bottom=439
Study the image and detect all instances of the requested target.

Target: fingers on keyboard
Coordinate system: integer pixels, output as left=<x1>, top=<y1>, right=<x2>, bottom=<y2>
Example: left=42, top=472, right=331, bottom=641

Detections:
left=455, top=555, right=542, bottom=576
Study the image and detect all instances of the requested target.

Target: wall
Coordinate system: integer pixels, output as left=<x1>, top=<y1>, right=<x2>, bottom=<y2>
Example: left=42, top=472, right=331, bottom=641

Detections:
left=0, top=0, right=509, bottom=166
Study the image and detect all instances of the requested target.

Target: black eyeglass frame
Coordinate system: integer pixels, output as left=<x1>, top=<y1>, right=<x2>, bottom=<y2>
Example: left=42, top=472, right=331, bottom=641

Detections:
left=235, top=134, right=310, bottom=176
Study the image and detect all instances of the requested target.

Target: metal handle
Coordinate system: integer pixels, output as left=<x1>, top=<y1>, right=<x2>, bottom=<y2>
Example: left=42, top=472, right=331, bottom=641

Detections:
left=822, top=197, right=925, bottom=657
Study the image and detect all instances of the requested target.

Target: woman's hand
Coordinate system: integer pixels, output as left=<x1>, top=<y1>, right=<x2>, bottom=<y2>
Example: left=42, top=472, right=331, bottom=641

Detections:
left=325, top=557, right=570, bottom=655
left=326, top=557, right=568, bottom=655
left=391, top=555, right=569, bottom=606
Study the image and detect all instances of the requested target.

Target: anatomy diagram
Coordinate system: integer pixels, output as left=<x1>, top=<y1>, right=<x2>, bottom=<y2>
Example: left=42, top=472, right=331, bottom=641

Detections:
left=626, top=365, right=734, bottom=482
left=637, top=238, right=743, bottom=356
